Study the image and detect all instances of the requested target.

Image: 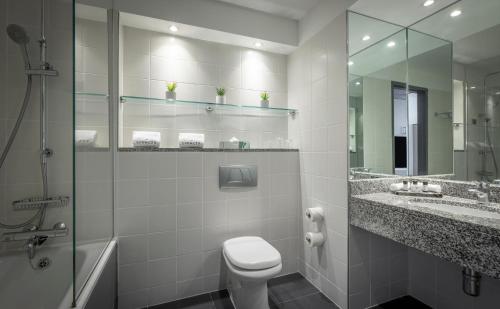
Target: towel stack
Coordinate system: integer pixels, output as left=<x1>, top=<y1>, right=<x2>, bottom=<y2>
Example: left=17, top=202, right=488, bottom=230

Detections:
left=132, top=131, right=161, bottom=149
left=75, top=130, right=97, bottom=148
left=179, top=133, right=204, bottom=149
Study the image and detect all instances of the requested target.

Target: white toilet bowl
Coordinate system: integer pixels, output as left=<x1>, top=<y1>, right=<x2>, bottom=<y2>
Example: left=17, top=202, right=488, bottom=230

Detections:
left=223, top=236, right=282, bottom=309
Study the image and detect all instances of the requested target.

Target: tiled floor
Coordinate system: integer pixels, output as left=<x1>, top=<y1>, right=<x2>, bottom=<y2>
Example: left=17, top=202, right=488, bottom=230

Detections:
left=147, top=273, right=339, bottom=309
left=369, top=296, right=431, bottom=309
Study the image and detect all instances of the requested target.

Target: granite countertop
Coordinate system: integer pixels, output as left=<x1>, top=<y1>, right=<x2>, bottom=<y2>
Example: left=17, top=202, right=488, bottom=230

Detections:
left=118, top=148, right=299, bottom=152
left=350, top=191, right=500, bottom=278
left=352, top=192, right=500, bottom=234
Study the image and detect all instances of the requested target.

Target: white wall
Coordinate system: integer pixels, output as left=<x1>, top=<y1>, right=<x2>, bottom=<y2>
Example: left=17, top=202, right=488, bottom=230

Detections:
left=116, top=151, right=300, bottom=308
left=0, top=0, right=73, bottom=252
left=299, top=0, right=356, bottom=45
left=120, top=26, right=289, bottom=149
left=288, top=12, right=349, bottom=308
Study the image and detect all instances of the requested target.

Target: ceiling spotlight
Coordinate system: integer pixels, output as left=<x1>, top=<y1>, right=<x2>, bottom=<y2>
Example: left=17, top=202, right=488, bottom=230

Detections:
left=470, top=86, right=476, bottom=89
left=355, top=81, right=361, bottom=86
left=169, top=25, right=178, bottom=32
left=348, top=61, right=354, bottom=66
left=496, top=91, right=500, bottom=95
left=362, top=35, right=371, bottom=41
left=255, top=41, right=262, bottom=47
left=423, top=0, right=434, bottom=7
left=387, top=41, right=396, bottom=47
left=450, top=10, right=462, bottom=17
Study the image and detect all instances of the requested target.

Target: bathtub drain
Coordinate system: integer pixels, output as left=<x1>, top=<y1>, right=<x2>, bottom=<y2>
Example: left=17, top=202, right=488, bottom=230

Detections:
left=37, top=257, right=51, bottom=269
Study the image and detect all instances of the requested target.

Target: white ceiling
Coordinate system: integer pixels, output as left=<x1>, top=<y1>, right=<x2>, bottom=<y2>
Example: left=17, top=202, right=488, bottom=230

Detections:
left=350, top=0, right=458, bottom=26
left=215, top=0, right=321, bottom=20
left=120, top=12, right=297, bottom=54
left=410, top=0, right=500, bottom=65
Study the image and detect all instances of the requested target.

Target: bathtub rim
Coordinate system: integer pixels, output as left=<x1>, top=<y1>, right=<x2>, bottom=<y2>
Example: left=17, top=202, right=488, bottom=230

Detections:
left=72, top=238, right=117, bottom=309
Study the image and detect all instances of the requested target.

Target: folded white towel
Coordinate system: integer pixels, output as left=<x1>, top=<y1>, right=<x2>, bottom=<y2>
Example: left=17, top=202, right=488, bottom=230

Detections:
left=390, top=183, right=404, bottom=192
left=426, top=184, right=442, bottom=193
left=75, top=130, right=97, bottom=147
left=179, top=133, right=204, bottom=149
left=132, top=131, right=161, bottom=148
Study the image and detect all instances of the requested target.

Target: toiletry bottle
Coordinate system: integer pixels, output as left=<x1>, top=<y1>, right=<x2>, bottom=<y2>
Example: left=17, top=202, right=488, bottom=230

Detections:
left=411, top=181, right=418, bottom=192
left=402, top=180, right=409, bottom=191
left=422, top=181, right=429, bottom=192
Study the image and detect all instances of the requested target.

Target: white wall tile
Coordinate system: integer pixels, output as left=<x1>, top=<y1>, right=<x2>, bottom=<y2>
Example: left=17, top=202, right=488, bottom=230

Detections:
left=177, top=253, right=204, bottom=281
left=119, top=235, right=148, bottom=265
left=148, top=258, right=177, bottom=287
left=148, top=231, right=177, bottom=260
left=177, top=228, right=203, bottom=255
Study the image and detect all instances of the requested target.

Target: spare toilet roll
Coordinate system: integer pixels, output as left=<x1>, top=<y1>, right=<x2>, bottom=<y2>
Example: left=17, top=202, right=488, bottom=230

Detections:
left=305, top=232, right=325, bottom=247
left=305, top=207, right=324, bottom=222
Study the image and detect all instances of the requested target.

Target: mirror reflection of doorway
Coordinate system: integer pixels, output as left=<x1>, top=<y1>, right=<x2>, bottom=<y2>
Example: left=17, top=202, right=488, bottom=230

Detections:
left=392, top=82, right=428, bottom=176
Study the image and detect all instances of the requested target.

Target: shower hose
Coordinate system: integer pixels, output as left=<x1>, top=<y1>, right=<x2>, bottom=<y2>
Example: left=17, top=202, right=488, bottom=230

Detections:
left=0, top=75, right=46, bottom=229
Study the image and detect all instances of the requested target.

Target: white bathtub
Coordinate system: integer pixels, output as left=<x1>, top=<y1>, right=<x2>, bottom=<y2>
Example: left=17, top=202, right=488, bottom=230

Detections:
left=0, top=239, right=116, bottom=309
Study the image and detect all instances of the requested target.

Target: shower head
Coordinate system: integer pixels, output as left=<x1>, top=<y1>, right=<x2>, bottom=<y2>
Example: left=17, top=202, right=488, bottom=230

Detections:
left=6, top=24, right=30, bottom=45
left=6, top=24, right=31, bottom=70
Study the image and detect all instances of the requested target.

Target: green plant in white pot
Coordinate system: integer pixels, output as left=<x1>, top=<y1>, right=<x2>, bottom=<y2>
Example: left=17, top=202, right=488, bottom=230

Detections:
left=166, top=82, right=177, bottom=100
left=216, top=87, right=226, bottom=104
left=260, top=91, right=270, bottom=107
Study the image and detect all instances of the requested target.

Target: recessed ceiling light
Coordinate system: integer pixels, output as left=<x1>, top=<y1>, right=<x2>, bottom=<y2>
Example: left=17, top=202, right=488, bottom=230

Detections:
left=387, top=41, right=396, bottom=47
left=169, top=25, right=178, bottom=32
left=496, top=91, right=500, bottom=95
left=423, top=0, right=434, bottom=7
left=348, top=61, right=354, bottom=66
left=470, top=86, right=476, bottom=89
left=255, top=42, right=262, bottom=47
left=355, top=81, right=361, bottom=85
left=362, top=35, right=371, bottom=41
left=450, top=10, right=462, bottom=17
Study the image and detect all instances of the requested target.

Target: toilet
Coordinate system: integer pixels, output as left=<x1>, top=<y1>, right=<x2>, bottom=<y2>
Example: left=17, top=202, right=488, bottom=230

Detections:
left=223, top=236, right=282, bottom=309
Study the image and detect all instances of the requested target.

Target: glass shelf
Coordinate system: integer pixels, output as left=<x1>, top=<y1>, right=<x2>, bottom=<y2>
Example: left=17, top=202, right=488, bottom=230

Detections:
left=119, top=95, right=297, bottom=115
left=75, top=92, right=109, bottom=98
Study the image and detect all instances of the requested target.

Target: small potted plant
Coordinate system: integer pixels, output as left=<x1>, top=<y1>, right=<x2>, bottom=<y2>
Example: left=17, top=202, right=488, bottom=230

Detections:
left=216, top=87, right=226, bottom=104
left=166, top=81, right=177, bottom=101
left=260, top=91, right=270, bottom=108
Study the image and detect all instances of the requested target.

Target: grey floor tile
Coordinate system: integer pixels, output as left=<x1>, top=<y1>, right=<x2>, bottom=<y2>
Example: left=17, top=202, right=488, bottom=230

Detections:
left=149, top=294, right=215, bottom=309
left=369, top=296, right=431, bottom=309
left=211, top=290, right=234, bottom=309
left=278, top=293, right=338, bottom=309
left=268, top=273, right=320, bottom=303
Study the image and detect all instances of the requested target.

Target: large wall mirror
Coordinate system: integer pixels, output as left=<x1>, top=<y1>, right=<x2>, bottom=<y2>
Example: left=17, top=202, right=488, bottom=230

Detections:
left=410, top=0, right=500, bottom=183
left=348, top=11, right=454, bottom=178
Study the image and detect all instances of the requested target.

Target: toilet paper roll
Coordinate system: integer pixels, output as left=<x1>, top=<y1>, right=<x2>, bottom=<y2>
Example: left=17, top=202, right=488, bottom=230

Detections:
left=305, top=207, right=324, bottom=222
left=305, top=232, right=325, bottom=247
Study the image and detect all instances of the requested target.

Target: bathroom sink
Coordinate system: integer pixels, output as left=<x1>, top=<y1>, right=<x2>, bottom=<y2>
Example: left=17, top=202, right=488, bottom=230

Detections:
left=410, top=201, right=500, bottom=220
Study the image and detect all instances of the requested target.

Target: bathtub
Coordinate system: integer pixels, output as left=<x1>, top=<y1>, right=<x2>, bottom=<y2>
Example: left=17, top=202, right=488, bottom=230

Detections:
left=0, top=239, right=116, bottom=309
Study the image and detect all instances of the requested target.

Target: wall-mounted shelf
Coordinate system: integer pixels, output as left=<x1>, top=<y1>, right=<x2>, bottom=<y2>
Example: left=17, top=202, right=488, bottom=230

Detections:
left=119, top=95, right=297, bottom=116
left=76, top=92, right=109, bottom=98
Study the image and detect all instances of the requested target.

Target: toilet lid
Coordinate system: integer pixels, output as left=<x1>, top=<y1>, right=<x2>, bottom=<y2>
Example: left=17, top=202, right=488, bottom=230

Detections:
left=223, top=236, right=281, bottom=270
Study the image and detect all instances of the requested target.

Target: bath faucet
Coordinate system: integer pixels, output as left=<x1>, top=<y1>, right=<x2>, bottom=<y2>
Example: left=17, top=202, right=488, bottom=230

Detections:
left=26, top=235, right=48, bottom=259
left=468, top=181, right=491, bottom=204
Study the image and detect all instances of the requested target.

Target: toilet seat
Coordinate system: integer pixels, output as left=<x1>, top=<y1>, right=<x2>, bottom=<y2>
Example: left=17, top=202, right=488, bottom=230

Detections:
left=223, top=237, right=281, bottom=270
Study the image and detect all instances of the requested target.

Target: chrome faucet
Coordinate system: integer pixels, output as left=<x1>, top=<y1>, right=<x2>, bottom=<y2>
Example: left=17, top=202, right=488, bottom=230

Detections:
left=468, top=181, right=491, bottom=204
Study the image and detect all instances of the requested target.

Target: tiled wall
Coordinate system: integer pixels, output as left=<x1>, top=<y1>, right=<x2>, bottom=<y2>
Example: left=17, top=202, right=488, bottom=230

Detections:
left=0, top=0, right=73, bottom=250
left=349, top=226, right=409, bottom=309
left=288, top=13, right=349, bottom=308
left=75, top=17, right=110, bottom=147
left=408, top=248, right=500, bottom=309
left=116, top=151, right=300, bottom=308
left=120, top=26, right=290, bottom=149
